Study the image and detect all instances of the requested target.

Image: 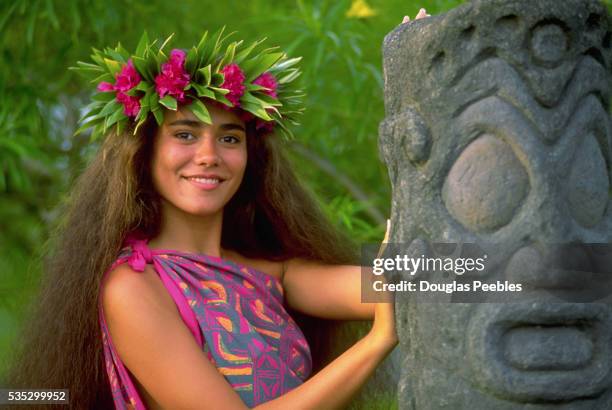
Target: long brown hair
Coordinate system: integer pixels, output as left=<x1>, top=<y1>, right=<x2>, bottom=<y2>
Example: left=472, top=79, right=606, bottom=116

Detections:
left=6, top=114, right=357, bottom=408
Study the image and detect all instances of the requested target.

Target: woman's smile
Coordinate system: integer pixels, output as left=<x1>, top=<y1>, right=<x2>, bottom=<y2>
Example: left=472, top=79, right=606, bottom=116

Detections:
left=182, top=174, right=225, bottom=190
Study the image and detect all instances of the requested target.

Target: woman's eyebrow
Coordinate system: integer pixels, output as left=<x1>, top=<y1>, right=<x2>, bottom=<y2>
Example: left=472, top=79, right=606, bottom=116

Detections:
left=219, top=123, right=246, bottom=132
left=168, top=119, right=203, bottom=127
left=168, top=119, right=245, bottom=132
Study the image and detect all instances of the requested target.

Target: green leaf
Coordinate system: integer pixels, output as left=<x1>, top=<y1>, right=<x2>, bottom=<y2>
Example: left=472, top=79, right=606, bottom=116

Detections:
left=197, top=64, right=212, bottom=86
left=159, top=95, right=177, bottom=111
left=148, top=89, right=160, bottom=109
left=278, top=68, right=301, bottom=84
left=243, top=52, right=285, bottom=81
left=92, top=92, right=115, bottom=102
left=241, top=101, right=272, bottom=121
left=192, top=83, right=214, bottom=99
left=81, top=100, right=104, bottom=117
left=107, top=48, right=128, bottom=64
left=146, top=53, right=160, bottom=78
left=135, top=31, right=150, bottom=58
left=104, top=108, right=125, bottom=131
left=234, top=38, right=267, bottom=65
left=209, top=86, right=229, bottom=95
left=185, top=47, right=198, bottom=75
left=125, top=88, right=140, bottom=97
left=72, top=61, right=104, bottom=72
left=252, top=91, right=282, bottom=106
left=246, top=83, right=268, bottom=92
left=213, top=93, right=233, bottom=107
left=135, top=82, right=150, bottom=92
left=134, top=116, right=147, bottom=135
left=268, top=56, right=302, bottom=73
left=196, top=31, right=209, bottom=53
left=215, top=41, right=239, bottom=73
left=132, top=56, right=152, bottom=81
left=158, top=33, right=176, bottom=53
left=152, top=107, right=164, bottom=125
left=104, top=58, right=123, bottom=75
left=188, top=99, right=212, bottom=124
left=90, top=72, right=114, bottom=84
left=97, top=99, right=121, bottom=118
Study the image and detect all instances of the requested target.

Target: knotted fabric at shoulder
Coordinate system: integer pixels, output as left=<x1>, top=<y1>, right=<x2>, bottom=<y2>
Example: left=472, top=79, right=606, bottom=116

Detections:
left=124, top=233, right=153, bottom=272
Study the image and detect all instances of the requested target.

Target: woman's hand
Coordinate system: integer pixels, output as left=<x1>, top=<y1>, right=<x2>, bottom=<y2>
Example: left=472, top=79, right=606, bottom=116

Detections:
left=369, top=220, right=398, bottom=349
left=402, top=8, right=430, bottom=24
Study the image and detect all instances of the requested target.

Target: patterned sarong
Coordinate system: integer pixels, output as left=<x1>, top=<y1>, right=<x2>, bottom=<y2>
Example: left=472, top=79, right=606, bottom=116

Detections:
left=99, top=234, right=312, bottom=409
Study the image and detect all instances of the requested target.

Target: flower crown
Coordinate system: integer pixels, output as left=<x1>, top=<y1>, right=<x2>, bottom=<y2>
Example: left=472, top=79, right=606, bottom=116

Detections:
left=71, top=27, right=304, bottom=140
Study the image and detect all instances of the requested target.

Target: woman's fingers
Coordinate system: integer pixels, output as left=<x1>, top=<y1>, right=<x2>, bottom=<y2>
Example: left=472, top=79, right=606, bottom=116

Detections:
left=402, top=8, right=431, bottom=25
left=377, top=219, right=391, bottom=258
left=383, top=219, right=391, bottom=244
left=416, top=8, right=430, bottom=19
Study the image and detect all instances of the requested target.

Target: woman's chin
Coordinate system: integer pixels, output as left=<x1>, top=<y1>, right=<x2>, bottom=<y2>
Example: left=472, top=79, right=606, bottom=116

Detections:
left=172, top=202, right=225, bottom=217
left=187, top=206, right=224, bottom=217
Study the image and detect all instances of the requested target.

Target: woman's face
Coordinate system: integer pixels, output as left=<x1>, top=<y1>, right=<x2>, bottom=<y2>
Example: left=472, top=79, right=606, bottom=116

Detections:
left=151, top=101, right=247, bottom=217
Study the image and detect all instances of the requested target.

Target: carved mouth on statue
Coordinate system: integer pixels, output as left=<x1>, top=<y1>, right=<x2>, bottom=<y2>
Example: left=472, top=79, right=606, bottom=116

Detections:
left=467, top=303, right=612, bottom=403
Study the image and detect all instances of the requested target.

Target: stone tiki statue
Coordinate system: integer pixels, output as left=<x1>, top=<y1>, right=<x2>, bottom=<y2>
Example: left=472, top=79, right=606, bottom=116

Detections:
left=378, top=0, right=612, bottom=408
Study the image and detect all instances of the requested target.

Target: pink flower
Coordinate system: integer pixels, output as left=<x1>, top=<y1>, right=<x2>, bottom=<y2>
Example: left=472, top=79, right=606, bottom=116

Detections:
left=114, top=60, right=141, bottom=92
left=155, top=49, right=190, bottom=103
left=96, top=59, right=142, bottom=118
left=116, top=91, right=141, bottom=117
left=253, top=72, right=278, bottom=98
left=97, top=81, right=114, bottom=92
left=220, top=63, right=246, bottom=107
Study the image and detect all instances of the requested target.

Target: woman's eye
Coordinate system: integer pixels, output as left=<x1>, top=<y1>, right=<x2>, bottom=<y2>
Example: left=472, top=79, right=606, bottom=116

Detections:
left=175, top=132, right=196, bottom=141
left=220, top=135, right=240, bottom=144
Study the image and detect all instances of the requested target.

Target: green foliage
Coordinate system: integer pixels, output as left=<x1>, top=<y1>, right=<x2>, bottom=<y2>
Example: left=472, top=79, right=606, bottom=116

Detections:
left=11, top=0, right=575, bottom=387
left=71, top=27, right=305, bottom=139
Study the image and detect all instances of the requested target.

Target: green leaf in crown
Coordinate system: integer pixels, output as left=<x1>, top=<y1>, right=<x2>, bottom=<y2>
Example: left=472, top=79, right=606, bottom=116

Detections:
left=70, top=27, right=304, bottom=141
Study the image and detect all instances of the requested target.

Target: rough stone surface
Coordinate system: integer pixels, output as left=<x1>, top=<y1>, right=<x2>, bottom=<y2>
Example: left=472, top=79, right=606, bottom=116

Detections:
left=378, top=0, right=612, bottom=408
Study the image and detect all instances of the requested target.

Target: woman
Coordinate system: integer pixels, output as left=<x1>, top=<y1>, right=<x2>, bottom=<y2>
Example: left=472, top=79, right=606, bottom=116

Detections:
left=8, top=10, right=428, bottom=410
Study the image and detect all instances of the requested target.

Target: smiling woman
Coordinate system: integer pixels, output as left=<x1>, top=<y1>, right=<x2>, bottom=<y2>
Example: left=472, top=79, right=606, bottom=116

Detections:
left=6, top=28, right=400, bottom=410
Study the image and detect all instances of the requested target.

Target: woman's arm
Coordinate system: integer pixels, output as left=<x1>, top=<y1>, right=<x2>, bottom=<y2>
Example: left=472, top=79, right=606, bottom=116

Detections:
left=283, top=260, right=375, bottom=320
left=282, top=217, right=394, bottom=321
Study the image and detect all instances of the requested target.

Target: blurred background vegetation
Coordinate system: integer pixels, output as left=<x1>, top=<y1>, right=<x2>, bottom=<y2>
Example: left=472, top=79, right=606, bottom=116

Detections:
left=2, top=0, right=611, bottom=383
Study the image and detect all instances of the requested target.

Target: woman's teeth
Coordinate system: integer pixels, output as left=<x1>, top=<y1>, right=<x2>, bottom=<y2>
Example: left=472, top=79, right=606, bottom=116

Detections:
left=187, top=177, right=220, bottom=184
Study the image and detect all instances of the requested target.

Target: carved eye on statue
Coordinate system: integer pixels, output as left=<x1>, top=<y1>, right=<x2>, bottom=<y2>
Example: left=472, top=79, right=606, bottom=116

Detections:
left=566, top=133, right=609, bottom=228
left=442, top=134, right=530, bottom=233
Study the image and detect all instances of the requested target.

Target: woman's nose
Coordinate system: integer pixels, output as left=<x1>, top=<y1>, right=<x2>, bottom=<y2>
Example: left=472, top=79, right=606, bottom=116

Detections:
left=194, top=136, right=220, bottom=166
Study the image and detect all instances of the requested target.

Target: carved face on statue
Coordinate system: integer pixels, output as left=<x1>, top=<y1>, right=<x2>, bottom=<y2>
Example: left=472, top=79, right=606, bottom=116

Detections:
left=379, top=0, right=612, bottom=408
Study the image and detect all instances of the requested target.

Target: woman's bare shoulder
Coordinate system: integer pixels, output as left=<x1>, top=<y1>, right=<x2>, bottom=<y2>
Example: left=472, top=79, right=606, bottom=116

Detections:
left=101, top=262, right=175, bottom=316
